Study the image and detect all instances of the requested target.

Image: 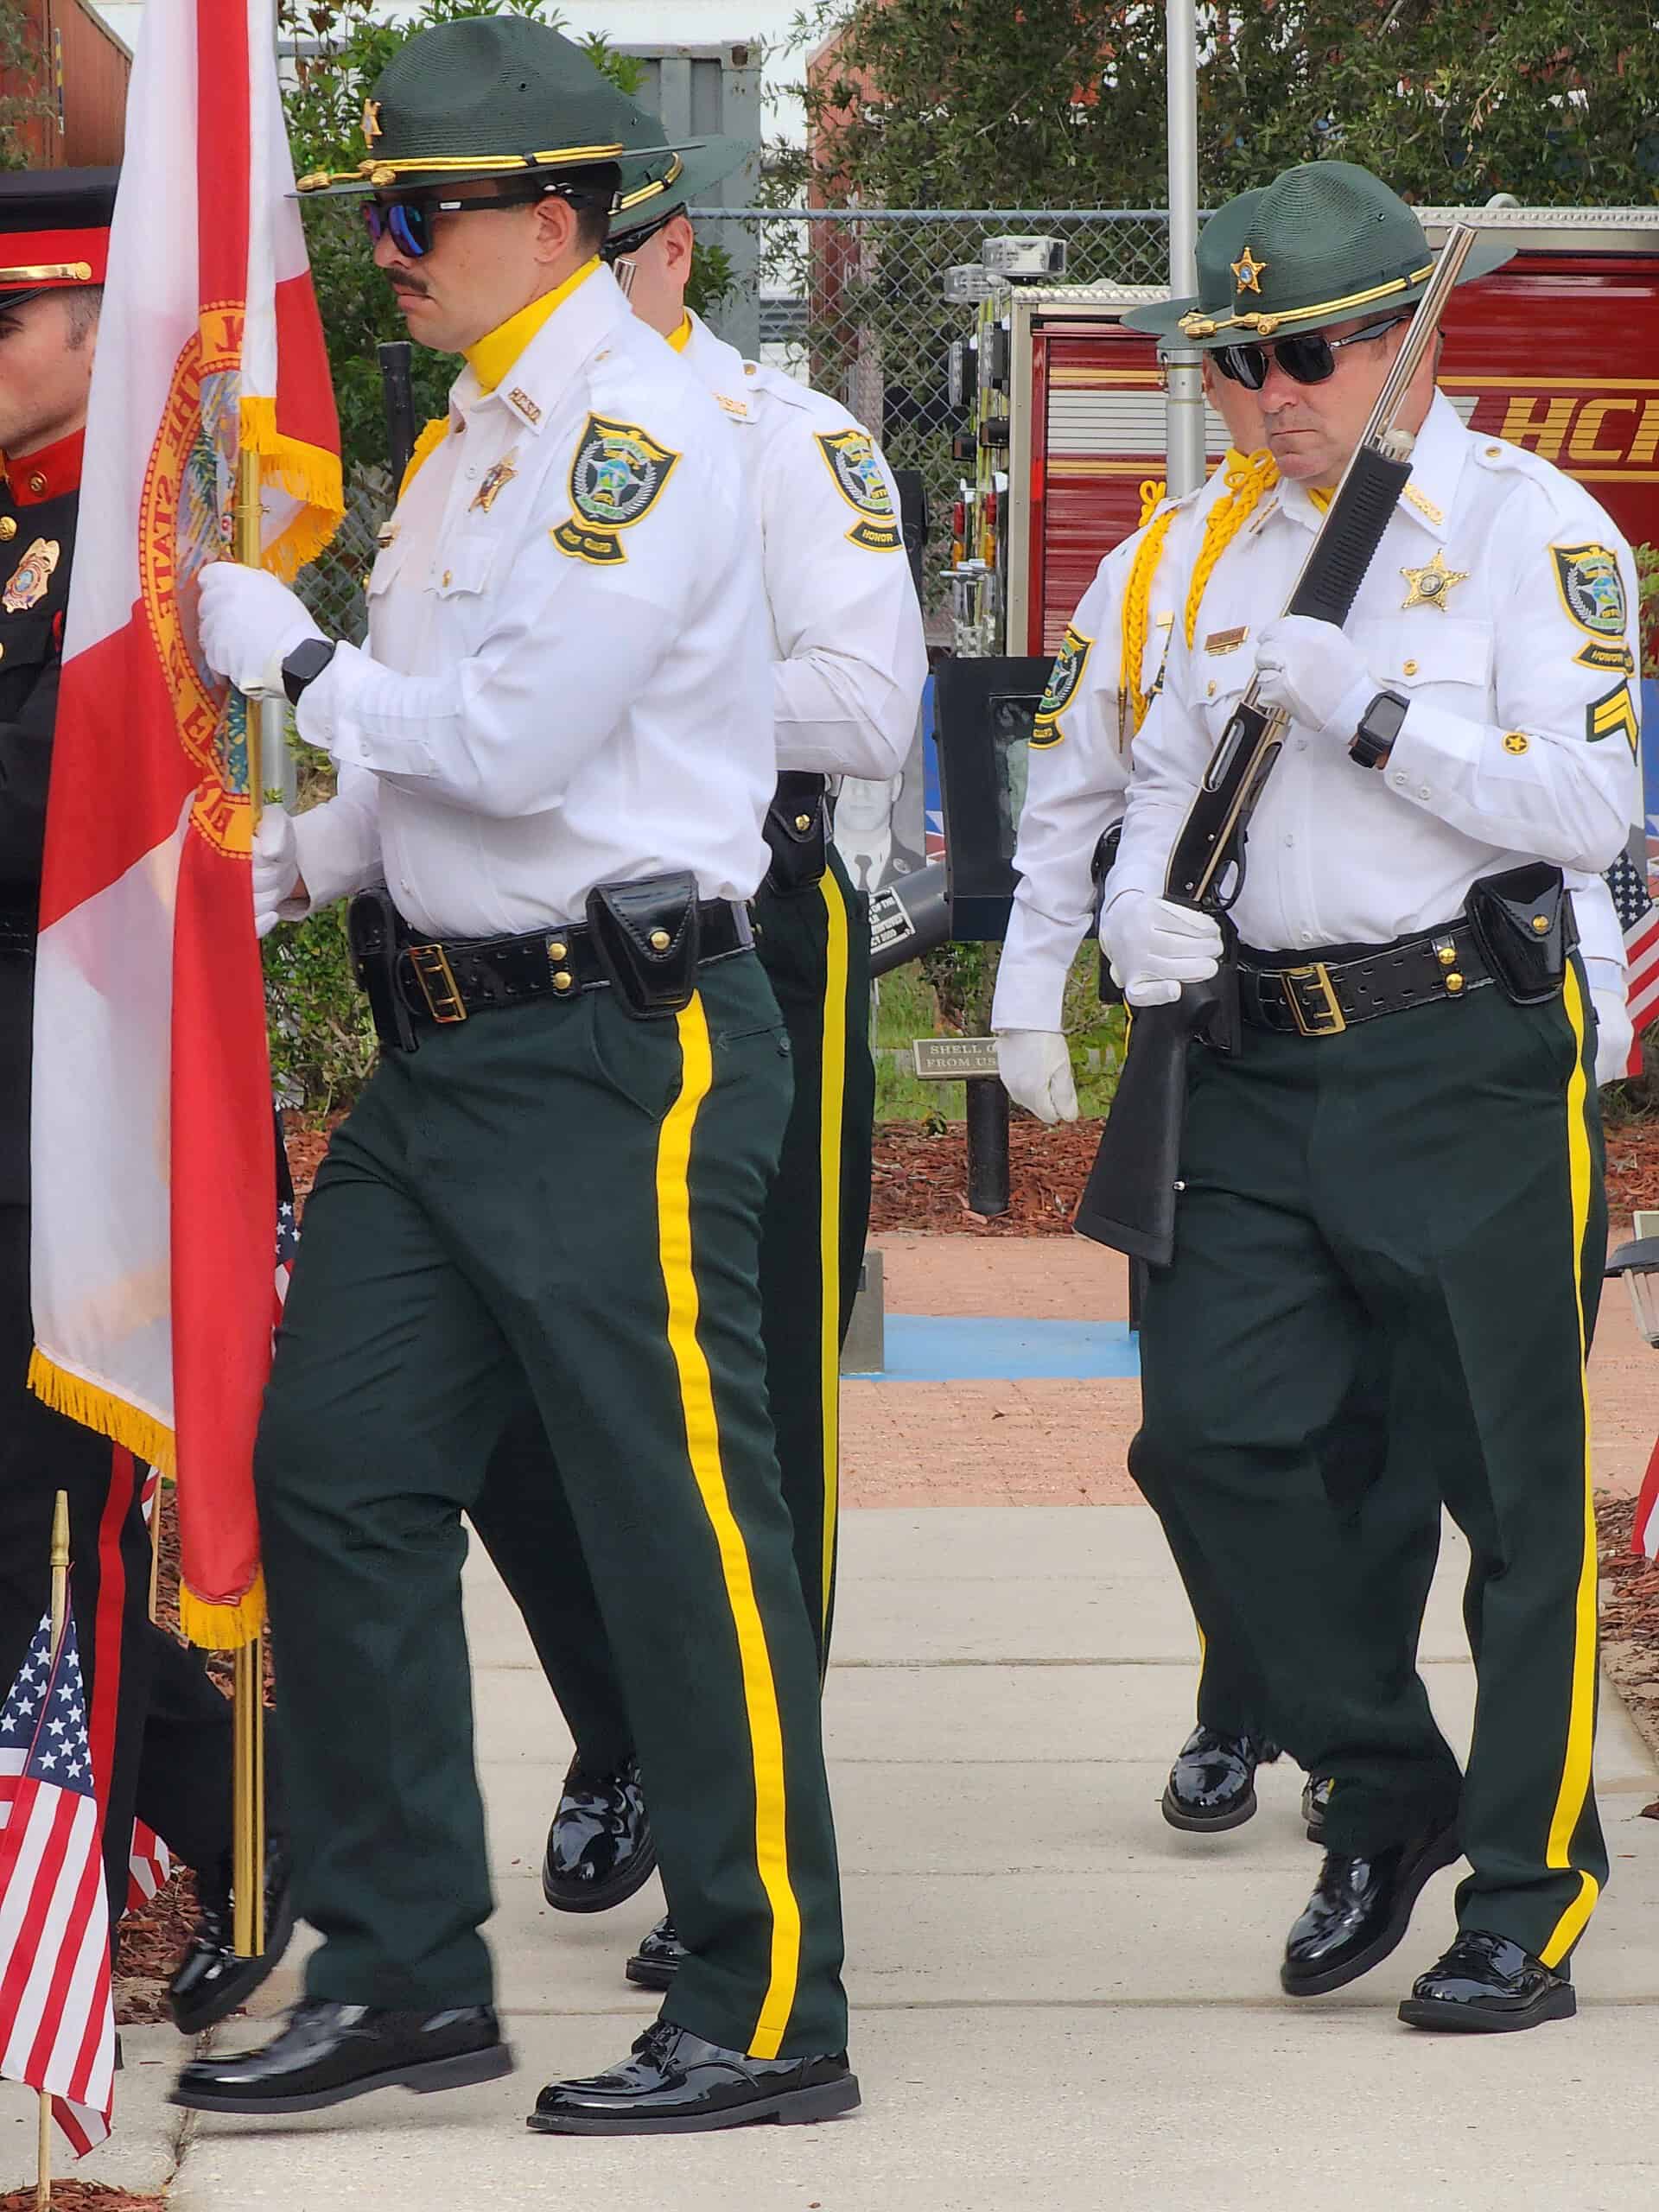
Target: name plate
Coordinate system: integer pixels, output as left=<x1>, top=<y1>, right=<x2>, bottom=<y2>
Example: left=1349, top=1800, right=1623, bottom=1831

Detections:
left=912, top=1037, right=1001, bottom=1081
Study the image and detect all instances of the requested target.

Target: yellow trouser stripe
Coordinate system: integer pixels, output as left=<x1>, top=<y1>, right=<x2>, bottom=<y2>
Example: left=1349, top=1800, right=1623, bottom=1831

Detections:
left=1541, top=961, right=1602, bottom=1967
left=817, top=873, right=849, bottom=1643
left=656, top=995, right=802, bottom=2056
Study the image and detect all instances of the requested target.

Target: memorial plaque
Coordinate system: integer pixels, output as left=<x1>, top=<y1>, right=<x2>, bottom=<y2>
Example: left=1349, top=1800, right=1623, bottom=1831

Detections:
left=912, top=1036, right=1001, bottom=1082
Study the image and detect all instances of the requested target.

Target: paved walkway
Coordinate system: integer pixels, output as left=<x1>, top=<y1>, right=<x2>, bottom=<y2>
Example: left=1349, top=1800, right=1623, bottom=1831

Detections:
left=7, top=1231, right=1658, bottom=2209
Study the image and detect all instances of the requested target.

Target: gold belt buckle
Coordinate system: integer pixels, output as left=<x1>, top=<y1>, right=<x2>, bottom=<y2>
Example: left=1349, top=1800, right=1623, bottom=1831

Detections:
left=407, top=941, right=468, bottom=1024
left=1283, top=961, right=1346, bottom=1038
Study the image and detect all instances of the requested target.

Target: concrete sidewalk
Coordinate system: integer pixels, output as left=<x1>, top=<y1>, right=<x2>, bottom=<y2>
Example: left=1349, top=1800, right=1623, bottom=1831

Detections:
left=148, top=1505, right=1659, bottom=2212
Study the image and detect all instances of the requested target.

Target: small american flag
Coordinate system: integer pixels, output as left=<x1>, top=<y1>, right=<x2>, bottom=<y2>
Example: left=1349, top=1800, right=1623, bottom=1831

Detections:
left=0, top=1612, right=116, bottom=2153
left=126, top=1820, right=173, bottom=1914
left=1605, top=841, right=1659, bottom=1075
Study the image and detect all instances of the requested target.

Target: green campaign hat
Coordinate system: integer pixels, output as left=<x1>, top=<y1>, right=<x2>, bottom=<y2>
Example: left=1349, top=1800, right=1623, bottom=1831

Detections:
left=607, top=105, right=753, bottom=242
left=1123, top=161, right=1513, bottom=347
left=1129, top=189, right=1265, bottom=346
left=295, top=18, right=708, bottom=202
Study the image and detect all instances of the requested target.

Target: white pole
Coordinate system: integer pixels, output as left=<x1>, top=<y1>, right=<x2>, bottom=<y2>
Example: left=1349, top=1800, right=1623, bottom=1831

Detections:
left=1163, top=1, right=1205, bottom=497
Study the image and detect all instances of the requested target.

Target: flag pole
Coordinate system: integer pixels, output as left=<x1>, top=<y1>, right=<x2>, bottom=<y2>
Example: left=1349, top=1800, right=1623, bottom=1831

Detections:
left=36, top=1491, right=70, bottom=2210
left=230, top=447, right=267, bottom=1962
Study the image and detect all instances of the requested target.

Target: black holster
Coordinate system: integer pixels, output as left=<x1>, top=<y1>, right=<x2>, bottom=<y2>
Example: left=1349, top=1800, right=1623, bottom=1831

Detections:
left=763, top=772, right=830, bottom=895
left=1092, top=822, right=1124, bottom=1007
left=347, top=887, right=418, bottom=1054
left=585, top=871, right=701, bottom=1019
left=1465, top=863, right=1574, bottom=1006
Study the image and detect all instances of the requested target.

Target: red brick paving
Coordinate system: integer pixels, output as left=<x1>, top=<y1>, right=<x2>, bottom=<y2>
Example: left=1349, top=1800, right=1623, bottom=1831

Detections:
left=846, top=1230, right=1658, bottom=1509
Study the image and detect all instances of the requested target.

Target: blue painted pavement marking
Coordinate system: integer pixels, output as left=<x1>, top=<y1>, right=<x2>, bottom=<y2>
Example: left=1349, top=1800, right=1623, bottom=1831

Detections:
left=846, top=1313, right=1140, bottom=1382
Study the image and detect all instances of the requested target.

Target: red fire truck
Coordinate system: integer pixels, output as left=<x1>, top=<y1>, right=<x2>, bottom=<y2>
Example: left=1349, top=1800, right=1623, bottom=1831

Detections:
left=944, top=207, right=1659, bottom=663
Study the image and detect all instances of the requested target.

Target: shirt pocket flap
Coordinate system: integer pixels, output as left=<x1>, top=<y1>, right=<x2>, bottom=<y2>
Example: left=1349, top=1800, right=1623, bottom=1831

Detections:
left=426, top=533, right=499, bottom=599
left=1365, top=616, right=1493, bottom=696
left=365, top=531, right=409, bottom=601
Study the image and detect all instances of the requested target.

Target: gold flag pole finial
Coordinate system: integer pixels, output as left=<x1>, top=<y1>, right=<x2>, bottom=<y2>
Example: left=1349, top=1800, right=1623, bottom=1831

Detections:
left=37, top=1491, right=72, bottom=2209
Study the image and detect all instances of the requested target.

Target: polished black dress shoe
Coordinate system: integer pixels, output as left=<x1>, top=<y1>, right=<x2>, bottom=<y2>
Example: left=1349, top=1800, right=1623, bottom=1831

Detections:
left=1281, top=1822, right=1461, bottom=1997
left=1302, top=1774, right=1333, bottom=1847
left=168, top=1837, right=297, bottom=2037
left=169, top=1999, right=513, bottom=2114
left=1160, top=1726, right=1280, bottom=1834
left=1399, top=1930, right=1576, bottom=2033
left=626, top=1914, right=686, bottom=1990
left=542, top=1756, right=657, bottom=1915
left=527, top=2019, right=859, bottom=2136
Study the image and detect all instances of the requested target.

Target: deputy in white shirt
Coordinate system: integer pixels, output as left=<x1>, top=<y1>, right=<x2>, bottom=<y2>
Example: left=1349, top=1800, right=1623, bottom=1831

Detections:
left=467, top=99, right=927, bottom=2000
left=173, top=19, right=857, bottom=2139
left=1103, top=162, right=1638, bottom=2035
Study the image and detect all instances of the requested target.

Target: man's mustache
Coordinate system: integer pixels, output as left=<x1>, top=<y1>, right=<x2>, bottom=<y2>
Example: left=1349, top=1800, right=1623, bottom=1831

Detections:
left=388, top=275, right=429, bottom=299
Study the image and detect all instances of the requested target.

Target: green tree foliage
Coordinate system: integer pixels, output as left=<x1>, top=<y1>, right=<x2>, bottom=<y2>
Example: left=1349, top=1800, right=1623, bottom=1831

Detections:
left=0, top=2, right=58, bottom=169
left=280, top=0, right=644, bottom=476
left=779, top=0, right=1659, bottom=210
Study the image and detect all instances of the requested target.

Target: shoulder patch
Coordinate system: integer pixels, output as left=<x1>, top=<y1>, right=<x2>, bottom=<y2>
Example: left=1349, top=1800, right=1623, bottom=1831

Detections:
left=1032, top=626, right=1093, bottom=746
left=815, top=428, right=901, bottom=550
left=1552, top=541, right=1628, bottom=639
left=552, top=414, right=679, bottom=567
left=1586, top=682, right=1640, bottom=755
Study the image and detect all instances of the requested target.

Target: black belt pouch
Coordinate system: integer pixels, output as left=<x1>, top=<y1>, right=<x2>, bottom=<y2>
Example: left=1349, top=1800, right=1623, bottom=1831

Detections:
left=586, top=872, right=702, bottom=1019
left=763, top=772, right=830, bottom=895
left=346, top=887, right=418, bottom=1052
left=1465, top=861, right=1574, bottom=1006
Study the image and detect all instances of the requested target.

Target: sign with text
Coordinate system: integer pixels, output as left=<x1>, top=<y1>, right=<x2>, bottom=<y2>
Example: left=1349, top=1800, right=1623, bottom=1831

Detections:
left=912, top=1037, right=1001, bottom=1081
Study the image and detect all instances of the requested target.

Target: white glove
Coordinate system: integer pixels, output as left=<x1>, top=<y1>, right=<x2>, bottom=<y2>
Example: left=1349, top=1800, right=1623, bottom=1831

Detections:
left=1586, top=957, right=1633, bottom=1086
left=1099, top=891, right=1223, bottom=1009
left=197, top=562, right=323, bottom=696
left=1255, top=614, right=1376, bottom=741
left=996, top=1029, right=1077, bottom=1124
left=251, top=809, right=301, bottom=939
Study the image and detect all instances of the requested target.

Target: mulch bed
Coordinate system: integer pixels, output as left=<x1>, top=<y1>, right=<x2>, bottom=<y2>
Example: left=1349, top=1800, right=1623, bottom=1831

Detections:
left=0, top=2190, right=165, bottom=2211
left=1596, top=1493, right=1659, bottom=1805
left=868, top=1114, right=1659, bottom=1236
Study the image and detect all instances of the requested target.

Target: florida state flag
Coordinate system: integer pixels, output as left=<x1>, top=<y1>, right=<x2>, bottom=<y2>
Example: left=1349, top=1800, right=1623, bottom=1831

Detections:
left=29, top=0, right=341, bottom=1646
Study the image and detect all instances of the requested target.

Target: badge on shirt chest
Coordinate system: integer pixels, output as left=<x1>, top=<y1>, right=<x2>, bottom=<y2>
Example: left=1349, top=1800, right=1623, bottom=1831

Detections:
left=3, top=536, right=57, bottom=613
left=1399, top=549, right=1468, bottom=613
left=469, top=450, right=518, bottom=514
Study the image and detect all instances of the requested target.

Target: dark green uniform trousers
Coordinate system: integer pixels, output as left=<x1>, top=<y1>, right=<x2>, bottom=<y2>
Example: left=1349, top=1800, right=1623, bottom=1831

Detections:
left=255, top=952, right=849, bottom=2059
left=473, top=850, right=873, bottom=1779
left=1130, top=962, right=1607, bottom=1968
left=1183, top=1357, right=1441, bottom=1745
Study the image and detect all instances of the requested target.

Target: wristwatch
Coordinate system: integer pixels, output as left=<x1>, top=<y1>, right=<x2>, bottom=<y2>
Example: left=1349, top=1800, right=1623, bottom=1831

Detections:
left=1349, top=687, right=1408, bottom=772
left=281, top=637, right=337, bottom=706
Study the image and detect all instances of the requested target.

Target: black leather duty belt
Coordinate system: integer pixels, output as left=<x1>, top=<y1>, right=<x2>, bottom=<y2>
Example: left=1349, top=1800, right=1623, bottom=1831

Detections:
left=385, top=899, right=753, bottom=1027
left=1238, top=919, right=1491, bottom=1039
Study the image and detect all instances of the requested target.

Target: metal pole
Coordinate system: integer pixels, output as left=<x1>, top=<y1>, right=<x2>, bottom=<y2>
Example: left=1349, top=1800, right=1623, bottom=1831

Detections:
left=964, top=1076, right=1010, bottom=1218
left=231, top=446, right=268, bottom=1962
left=37, top=1492, right=71, bottom=2211
left=1163, top=1, right=1205, bottom=499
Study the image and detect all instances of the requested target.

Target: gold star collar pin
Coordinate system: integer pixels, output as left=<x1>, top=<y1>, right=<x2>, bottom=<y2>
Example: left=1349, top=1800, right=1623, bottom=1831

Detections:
left=1231, top=246, right=1268, bottom=296
left=1400, top=548, right=1469, bottom=613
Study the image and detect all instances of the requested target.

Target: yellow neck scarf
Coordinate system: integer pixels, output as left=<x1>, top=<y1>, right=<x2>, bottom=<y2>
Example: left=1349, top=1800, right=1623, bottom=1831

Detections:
left=463, top=256, right=600, bottom=394
left=665, top=314, right=693, bottom=353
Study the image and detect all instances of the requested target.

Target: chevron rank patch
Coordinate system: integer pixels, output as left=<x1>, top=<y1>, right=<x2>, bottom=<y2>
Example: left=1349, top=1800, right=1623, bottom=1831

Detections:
left=552, top=415, right=679, bottom=566
left=815, top=429, right=901, bottom=550
left=1032, top=626, right=1092, bottom=746
left=1586, top=681, right=1640, bottom=755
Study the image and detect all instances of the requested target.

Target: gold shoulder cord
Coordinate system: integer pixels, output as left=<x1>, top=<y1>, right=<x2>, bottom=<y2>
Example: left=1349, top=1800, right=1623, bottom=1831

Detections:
left=1116, top=449, right=1280, bottom=747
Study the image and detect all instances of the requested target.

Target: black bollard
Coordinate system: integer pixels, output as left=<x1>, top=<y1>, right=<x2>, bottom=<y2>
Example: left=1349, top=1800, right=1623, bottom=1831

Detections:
left=964, top=1075, right=1009, bottom=1218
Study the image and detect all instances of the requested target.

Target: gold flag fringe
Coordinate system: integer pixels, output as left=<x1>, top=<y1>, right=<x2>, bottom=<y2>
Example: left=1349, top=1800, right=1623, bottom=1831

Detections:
left=237, top=396, right=346, bottom=581
left=28, top=1349, right=176, bottom=1476
left=180, top=1570, right=267, bottom=1652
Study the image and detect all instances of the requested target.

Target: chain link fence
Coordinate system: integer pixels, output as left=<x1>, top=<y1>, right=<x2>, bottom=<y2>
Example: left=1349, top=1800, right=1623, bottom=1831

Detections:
left=295, top=210, right=1174, bottom=638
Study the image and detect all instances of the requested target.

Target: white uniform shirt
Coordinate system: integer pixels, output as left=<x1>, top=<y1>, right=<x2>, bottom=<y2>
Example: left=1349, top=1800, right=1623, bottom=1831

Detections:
left=290, top=262, right=772, bottom=938
left=1110, top=392, right=1642, bottom=952
left=990, top=468, right=1235, bottom=1033
left=678, top=310, right=926, bottom=782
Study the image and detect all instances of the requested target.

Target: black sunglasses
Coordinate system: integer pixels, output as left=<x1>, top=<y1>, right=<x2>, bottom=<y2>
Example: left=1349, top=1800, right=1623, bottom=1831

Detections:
left=364, top=181, right=578, bottom=261
left=1212, top=314, right=1411, bottom=392
left=600, top=207, right=678, bottom=266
